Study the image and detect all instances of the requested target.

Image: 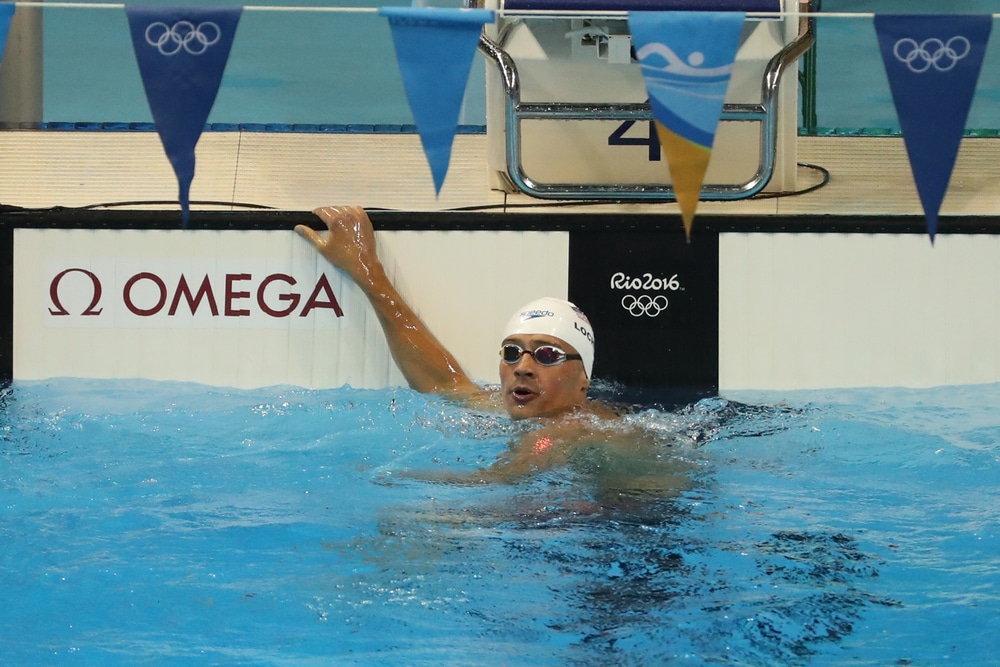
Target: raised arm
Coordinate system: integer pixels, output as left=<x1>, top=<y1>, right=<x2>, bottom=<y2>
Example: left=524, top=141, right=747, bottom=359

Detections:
left=295, top=206, right=485, bottom=401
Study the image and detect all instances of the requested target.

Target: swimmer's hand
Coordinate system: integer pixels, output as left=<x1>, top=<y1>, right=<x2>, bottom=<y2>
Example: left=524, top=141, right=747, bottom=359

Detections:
left=295, top=206, right=381, bottom=282
left=296, top=205, right=483, bottom=399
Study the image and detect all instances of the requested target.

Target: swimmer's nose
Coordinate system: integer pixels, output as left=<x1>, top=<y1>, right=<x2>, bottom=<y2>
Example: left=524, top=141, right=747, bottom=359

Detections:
left=512, top=355, right=537, bottom=376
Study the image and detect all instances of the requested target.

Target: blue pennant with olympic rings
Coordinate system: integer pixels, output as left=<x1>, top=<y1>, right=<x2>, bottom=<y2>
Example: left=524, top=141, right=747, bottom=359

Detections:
left=875, top=14, right=992, bottom=243
left=126, top=5, right=242, bottom=227
left=380, top=7, right=494, bottom=196
left=0, top=3, right=14, bottom=70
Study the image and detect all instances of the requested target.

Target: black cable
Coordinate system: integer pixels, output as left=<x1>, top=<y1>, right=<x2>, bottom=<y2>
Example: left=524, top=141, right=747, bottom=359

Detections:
left=748, top=162, right=831, bottom=200
left=74, top=200, right=277, bottom=211
left=1, top=163, right=830, bottom=216
left=439, top=161, right=832, bottom=212
left=0, top=200, right=276, bottom=214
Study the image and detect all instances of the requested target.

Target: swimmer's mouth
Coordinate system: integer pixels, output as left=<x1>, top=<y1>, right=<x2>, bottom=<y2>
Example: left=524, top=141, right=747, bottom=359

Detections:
left=510, top=386, right=537, bottom=403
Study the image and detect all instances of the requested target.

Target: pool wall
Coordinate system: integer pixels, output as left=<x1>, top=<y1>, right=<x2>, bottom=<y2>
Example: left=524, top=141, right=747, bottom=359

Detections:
left=4, top=208, right=1000, bottom=394
left=4, top=4, right=1000, bottom=397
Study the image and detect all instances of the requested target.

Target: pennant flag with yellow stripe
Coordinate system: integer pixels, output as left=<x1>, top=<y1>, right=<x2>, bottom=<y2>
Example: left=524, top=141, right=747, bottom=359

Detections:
left=628, top=11, right=744, bottom=239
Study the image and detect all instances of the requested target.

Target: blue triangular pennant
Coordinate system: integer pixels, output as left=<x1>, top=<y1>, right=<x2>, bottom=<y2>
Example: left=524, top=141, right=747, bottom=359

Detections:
left=628, top=10, right=744, bottom=238
left=875, top=14, right=991, bottom=242
left=126, top=5, right=242, bottom=226
left=380, top=7, right=494, bottom=195
left=628, top=11, right=743, bottom=149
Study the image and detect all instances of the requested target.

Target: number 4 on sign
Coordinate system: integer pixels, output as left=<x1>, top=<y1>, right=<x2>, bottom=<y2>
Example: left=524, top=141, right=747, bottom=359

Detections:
left=608, top=119, right=661, bottom=162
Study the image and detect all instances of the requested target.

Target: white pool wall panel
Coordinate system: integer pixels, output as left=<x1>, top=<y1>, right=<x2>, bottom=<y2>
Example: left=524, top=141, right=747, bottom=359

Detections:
left=14, top=228, right=568, bottom=389
left=718, top=232, right=1000, bottom=391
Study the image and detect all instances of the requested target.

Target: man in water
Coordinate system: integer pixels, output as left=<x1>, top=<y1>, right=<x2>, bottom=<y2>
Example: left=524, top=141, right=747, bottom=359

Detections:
left=295, top=205, right=609, bottom=419
left=296, top=206, right=682, bottom=490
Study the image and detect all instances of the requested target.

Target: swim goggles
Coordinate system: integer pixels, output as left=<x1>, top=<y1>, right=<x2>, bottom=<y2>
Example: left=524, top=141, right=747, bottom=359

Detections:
left=500, top=343, right=582, bottom=367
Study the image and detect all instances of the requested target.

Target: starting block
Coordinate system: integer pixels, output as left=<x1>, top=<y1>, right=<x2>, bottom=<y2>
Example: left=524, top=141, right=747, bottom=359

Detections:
left=479, top=0, right=816, bottom=200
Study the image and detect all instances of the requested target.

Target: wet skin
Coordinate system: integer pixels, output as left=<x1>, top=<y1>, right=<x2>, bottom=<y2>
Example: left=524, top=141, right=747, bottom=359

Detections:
left=499, top=334, right=589, bottom=420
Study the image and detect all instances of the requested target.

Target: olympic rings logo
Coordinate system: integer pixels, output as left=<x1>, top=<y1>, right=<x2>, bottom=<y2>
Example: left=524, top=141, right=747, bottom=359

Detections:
left=893, top=36, right=970, bottom=73
left=145, top=21, right=222, bottom=56
left=621, top=294, right=668, bottom=317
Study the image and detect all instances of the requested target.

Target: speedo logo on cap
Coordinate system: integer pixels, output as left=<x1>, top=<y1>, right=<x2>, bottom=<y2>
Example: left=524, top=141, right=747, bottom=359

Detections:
left=521, top=309, right=555, bottom=320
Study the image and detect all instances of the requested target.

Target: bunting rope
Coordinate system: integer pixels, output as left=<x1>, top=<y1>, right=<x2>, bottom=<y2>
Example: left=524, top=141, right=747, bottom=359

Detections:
left=13, top=2, right=378, bottom=11
left=6, top=1, right=989, bottom=240
left=13, top=3, right=1000, bottom=19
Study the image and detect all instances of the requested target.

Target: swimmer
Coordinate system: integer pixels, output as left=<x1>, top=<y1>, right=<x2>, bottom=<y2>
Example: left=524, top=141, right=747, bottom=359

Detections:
left=295, top=205, right=611, bottom=420
left=296, top=206, right=680, bottom=488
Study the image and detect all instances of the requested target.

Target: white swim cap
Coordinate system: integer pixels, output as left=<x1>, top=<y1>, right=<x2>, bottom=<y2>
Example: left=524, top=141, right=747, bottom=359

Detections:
left=501, top=297, right=595, bottom=377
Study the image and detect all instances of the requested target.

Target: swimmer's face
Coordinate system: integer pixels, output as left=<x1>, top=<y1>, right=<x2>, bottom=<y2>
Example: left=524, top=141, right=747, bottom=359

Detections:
left=499, top=334, right=590, bottom=420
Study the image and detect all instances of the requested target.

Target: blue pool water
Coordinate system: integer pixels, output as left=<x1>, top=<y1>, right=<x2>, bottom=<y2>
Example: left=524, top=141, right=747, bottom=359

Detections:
left=2, top=379, right=998, bottom=665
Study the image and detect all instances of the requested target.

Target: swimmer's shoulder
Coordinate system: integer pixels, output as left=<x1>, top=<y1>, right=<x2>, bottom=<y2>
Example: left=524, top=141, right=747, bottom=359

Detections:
left=455, top=389, right=626, bottom=421
left=580, top=398, right=632, bottom=421
left=460, top=387, right=504, bottom=412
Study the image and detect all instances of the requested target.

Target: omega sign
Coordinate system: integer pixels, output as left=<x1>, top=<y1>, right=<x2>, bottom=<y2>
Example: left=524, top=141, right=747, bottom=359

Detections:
left=46, top=266, right=345, bottom=326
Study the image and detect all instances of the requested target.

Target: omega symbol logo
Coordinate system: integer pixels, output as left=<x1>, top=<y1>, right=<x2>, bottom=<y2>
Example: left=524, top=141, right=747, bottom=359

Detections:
left=47, top=268, right=345, bottom=319
left=49, top=268, right=104, bottom=316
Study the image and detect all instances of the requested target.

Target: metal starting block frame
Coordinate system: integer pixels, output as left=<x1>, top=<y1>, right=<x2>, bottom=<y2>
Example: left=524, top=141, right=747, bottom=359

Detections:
left=478, top=0, right=816, bottom=200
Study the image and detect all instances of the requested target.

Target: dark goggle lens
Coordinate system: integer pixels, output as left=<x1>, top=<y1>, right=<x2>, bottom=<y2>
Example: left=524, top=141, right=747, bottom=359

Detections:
left=500, top=344, right=567, bottom=366
left=501, top=345, right=524, bottom=364
left=531, top=346, right=565, bottom=365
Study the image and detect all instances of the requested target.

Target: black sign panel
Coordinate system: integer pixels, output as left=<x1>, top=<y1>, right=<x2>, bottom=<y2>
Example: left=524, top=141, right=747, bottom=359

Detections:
left=569, top=226, right=719, bottom=396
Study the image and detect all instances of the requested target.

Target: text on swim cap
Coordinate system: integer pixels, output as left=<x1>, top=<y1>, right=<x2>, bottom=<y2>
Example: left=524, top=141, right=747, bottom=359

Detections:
left=520, top=309, right=555, bottom=320
left=574, top=321, right=594, bottom=345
